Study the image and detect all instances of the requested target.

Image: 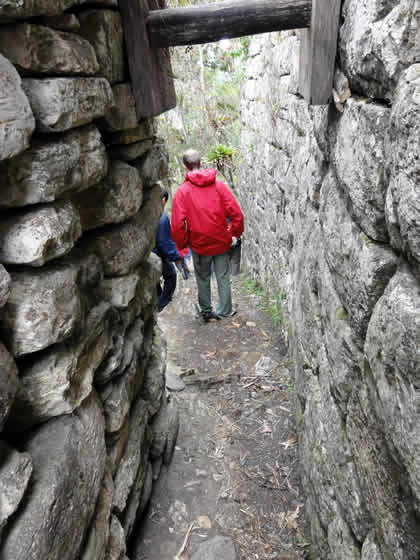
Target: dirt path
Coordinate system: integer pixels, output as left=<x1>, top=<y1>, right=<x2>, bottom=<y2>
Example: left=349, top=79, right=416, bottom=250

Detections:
left=132, top=272, right=307, bottom=560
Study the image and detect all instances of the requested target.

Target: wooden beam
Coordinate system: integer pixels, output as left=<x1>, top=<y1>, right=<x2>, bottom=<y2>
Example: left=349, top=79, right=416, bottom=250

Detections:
left=147, top=0, right=311, bottom=47
left=119, top=0, right=176, bottom=120
left=298, top=0, right=341, bottom=104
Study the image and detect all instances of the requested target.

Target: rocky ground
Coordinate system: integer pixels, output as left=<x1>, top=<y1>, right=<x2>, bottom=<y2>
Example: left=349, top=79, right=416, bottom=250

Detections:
left=131, top=269, right=308, bottom=560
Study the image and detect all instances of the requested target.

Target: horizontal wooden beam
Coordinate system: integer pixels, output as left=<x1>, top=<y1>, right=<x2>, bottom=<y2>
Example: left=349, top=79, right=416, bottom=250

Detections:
left=147, top=0, right=311, bottom=47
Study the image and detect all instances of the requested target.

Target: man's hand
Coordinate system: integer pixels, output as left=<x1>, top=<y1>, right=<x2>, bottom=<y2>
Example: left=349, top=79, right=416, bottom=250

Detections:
left=231, top=236, right=238, bottom=247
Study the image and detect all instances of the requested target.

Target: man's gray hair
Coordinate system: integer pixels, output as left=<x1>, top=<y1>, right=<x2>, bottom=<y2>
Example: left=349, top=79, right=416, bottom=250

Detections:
left=183, top=149, right=201, bottom=170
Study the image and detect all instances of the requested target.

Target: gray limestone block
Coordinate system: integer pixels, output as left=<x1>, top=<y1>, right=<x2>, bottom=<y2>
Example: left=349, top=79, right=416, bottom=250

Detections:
left=0, top=342, right=19, bottom=431
left=104, top=120, right=155, bottom=146
left=163, top=398, right=180, bottom=466
left=328, top=515, right=361, bottom=560
left=0, top=23, right=99, bottom=75
left=104, top=515, right=126, bottom=560
left=106, top=418, right=129, bottom=477
left=101, top=83, right=138, bottom=131
left=316, top=255, right=363, bottom=416
left=100, top=354, right=143, bottom=435
left=0, top=0, right=86, bottom=19
left=80, top=465, right=114, bottom=560
left=0, top=263, right=82, bottom=357
left=299, top=361, right=372, bottom=543
left=0, top=124, right=108, bottom=207
left=150, top=396, right=169, bottom=459
left=112, top=396, right=148, bottom=514
left=72, top=161, right=143, bottom=231
left=0, top=264, right=11, bottom=308
left=340, top=0, right=419, bottom=100
left=0, top=54, right=35, bottom=161
left=320, top=171, right=399, bottom=339
left=108, top=139, right=153, bottom=162
left=347, top=383, right=419, bottom=560
left=22, top=77, right=113, bottom=133
left=365, top=267, right=420, bottom=510
left=140, top=327, right=167, bottom=417
left=361, top=530, right=384, bottom=560
left=78, top=9, right=126, bottom=84
left=121, top=254, right=161, bottom=326
left=122, top=436, right=152, bottom=539
left=0, top=441, right=32, bottom=539
left=0, top=200, right=82, bottom=267
left=80, top=183, right=162, bottom=277
left=1, top=392, right=106, bottom=560
left=98, top=272, right=141, bottom=310
left=191, top=536, right=238, bottom=560
left=38, top=14, right=80, bottom=32
left=333, top=98, right=390, bottom=241
left=137, top=461, right=153, bottom=517
left=386, top=64, right=420, bottom=268
left=132, top=139, right=169, bottom=188
left=6, top=303, right=116, bottom=431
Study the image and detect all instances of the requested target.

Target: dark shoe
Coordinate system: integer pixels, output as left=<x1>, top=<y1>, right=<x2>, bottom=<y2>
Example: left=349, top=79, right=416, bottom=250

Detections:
left=202, top=311, right=221, bottom=323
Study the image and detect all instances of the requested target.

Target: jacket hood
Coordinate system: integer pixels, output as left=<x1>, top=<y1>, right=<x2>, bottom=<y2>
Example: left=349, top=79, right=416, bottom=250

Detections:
left=185, top=168, right=217, bottom=187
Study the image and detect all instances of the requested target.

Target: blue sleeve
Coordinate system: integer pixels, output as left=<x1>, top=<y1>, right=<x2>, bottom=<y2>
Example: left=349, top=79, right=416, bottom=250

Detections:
left=156, top=214, right=181, bottom=261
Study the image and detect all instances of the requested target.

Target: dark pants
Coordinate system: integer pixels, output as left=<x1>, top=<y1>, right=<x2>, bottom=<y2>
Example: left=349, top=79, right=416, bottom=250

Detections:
left=157, top=260, right=177, bottom=311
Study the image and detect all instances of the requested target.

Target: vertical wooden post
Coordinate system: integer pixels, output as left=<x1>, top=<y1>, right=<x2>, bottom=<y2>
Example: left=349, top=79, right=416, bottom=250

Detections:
left=298, top=0, right=341, bottom=105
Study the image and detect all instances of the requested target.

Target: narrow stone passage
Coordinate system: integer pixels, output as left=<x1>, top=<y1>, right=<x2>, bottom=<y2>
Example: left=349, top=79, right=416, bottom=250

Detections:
left=132, top=275, right=307, bottom=559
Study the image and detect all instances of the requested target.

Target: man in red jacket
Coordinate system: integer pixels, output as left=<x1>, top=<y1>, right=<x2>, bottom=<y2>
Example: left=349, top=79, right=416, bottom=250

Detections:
left=171, top=149, right=244, bottom=322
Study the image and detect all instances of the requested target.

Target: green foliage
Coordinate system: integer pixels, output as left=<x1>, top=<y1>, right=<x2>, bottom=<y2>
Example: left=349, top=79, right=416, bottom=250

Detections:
left=207, top=144, right=234, bottom=164
left=241, top=274, right=287, bottom=332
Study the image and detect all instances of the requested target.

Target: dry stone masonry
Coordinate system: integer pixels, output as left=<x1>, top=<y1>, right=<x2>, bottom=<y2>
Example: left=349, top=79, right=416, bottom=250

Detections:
left=0, top=2, right=178, bottom=559
left=237, top=1, right=419, bottom=558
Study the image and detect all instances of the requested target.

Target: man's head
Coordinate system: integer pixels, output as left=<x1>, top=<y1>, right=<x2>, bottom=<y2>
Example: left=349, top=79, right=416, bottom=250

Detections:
left=183, top=149, right=201, bottom=171
left=160, top=189, right=169, bottom=209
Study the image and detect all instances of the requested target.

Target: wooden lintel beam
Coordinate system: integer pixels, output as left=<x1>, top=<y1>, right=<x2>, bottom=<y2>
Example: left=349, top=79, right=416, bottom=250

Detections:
left=147, top=0, right=311, bottom=48
left=298, top=0, right=341, bottom=104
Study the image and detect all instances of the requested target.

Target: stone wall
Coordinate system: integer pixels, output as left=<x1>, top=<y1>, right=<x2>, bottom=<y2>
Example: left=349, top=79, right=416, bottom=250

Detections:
left=237, top=1, right=419, bottom=558
left=0, top=3, right=178, bottom=560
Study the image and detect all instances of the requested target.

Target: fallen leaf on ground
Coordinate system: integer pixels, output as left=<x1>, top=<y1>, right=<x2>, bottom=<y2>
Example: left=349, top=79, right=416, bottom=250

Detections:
left=246, top=321, right=256, bottom=327
left=261, top=423, right=272, bottom=434
left=197, top=515, right=212, bottom=529
left=280, top=437, right=297, bottom=449
left=232, top=321, right=241, bottom=328
left=286, top=505, right=301, bottom=530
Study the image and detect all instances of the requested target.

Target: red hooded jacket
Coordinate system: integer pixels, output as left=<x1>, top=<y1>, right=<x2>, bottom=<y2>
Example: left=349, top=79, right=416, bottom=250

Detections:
left=171, top=168, right=244, bottom=256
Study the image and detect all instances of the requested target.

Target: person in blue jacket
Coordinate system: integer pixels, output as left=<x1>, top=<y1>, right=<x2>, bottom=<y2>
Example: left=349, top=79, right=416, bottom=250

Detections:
left=153, top=188, right=182, bottom=312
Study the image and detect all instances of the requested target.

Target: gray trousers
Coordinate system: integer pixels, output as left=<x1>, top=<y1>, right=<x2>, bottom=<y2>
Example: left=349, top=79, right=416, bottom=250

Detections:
left=191, top=250, right=232, bottom=317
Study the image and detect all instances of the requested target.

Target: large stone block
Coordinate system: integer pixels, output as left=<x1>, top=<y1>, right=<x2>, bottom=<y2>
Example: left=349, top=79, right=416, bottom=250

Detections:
left=1, top=392, right=106, bottom=560
left=333, top=98, right=390, bottom=241
left=320, top=171, right=399, bottom=339
left=365, top=267, right=420, bottom=511
left=72, top=161, right=143, bottom=231
left=113, top=396, right=148, bottom=514
left=104, top=120, right=155, bottom=146
left=22, top=77, right=113, bottom=133
left=386, top=64, right=420, bottom=268
left=122, top=447, right=152, bottom=539
left=0, top=200, right=82, bottom=267
left=132, top=139, right=169, bottom=187
left=0, top=0, right=118, bottom=20
left=0, top=264, right=82, bottom=357
left=0, top=264, right=11, bottom=309
left=140, top=327, right=166, bottom=417
left=0, top=24, right=99, bottom=75
left=348, top=384, right=420, bottom=560
left=79, top=10, right=126, bottom=84
left=0, top=442, right=32, bottom=540
left=38, top=14, right=81, bottom=32
left=0, top=125, right=108, bottom=207
left=0, top=342, right=19, bottom=431
left=101, top=83, right=138, bottom=131
left=0, top=54, right=35, bottom=161
left=328, top=515, right=361, bottom=560
left=104, top=515, right=126, bottom=560
left=108, top=140, right=153, bottom=162
left=80, top=184, right=162, bottom=277
left=361, top=530, right=384, bottom=560
left=98, top=273, right=141, bottom=309
left=7, top=304, right=116, bottom=431
left=80, top=465, right=114, bottom=560
left=340, top=0, right=419, bottom=100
